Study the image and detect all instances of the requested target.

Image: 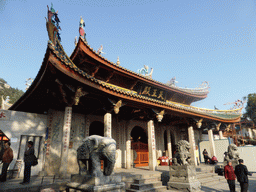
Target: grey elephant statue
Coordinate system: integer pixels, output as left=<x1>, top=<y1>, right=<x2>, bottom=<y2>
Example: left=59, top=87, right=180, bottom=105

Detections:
left=77, top=135, right=116, bottom=177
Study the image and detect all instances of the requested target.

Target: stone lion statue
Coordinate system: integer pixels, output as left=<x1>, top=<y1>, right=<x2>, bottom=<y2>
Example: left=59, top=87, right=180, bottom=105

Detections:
left=172, top=140, right=192, bottom=165
left=224, top=144, right=240, bottom=166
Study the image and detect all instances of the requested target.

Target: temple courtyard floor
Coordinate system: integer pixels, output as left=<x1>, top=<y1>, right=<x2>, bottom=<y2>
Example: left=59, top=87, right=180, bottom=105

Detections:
left=0, top=164, right=255, bottom=191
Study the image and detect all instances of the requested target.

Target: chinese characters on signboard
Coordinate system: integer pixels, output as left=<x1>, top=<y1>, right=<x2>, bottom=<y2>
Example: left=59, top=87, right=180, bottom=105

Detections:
left=151, top=123, right=156, bottom=150
left=46, top=114, right=53, bottom=156
left=63, top=107, right=72, bottom=152
left=138, top=85, right=166, bottom=102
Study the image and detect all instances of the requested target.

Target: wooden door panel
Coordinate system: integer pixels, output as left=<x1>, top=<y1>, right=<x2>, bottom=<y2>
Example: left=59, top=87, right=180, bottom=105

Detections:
left=132, top=142, right=149, bottom=167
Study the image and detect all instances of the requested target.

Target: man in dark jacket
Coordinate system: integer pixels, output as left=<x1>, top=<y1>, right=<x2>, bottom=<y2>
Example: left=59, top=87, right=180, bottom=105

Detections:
left=224, top=160, right=236, bottom=192
left=0, top=141, right=13, bottom=182
left=235, top=159, right=249, bottom=192
left=20, top=141, right=35, bottom=184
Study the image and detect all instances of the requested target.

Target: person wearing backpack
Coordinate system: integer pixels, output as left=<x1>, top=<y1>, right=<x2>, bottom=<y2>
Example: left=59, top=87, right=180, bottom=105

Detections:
left=20, top=141, right=34, bottom=184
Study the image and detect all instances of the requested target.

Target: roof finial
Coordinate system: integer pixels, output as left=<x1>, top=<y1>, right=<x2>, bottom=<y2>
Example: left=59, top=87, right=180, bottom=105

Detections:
left=74, top=36, right=77, bottom=46
left=79, top=16, right=86, bottom=41
left=116, top=56, right=120, bottom=65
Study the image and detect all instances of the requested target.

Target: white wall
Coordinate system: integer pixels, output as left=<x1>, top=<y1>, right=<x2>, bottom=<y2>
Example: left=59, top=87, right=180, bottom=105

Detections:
left=0, top=109, right=47, bottom=177
left=238, top=146, right=256, bottom=172
left=199, top=139, right=229, bottom=163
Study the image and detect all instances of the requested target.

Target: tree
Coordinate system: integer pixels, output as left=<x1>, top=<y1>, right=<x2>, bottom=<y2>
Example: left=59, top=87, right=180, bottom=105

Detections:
left=244, top=93, right=256, bottom=124
left=0, top=78, right=24, bottom=108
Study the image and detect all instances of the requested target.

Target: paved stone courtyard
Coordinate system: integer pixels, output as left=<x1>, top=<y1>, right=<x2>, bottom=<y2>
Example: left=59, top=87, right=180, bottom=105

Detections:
left=0, top=165, right=255, bottom=191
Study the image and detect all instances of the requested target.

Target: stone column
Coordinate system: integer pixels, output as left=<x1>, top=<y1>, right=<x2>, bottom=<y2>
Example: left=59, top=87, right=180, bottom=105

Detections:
left=167, top=129, right=172, bottom=159
left=126, top=139, right=132, bottom=169
left=148, top=120, right=157, bottom=171
left=85, top=116, right=90, bottom=137
left=219, top=131, right=224, bottom=139
left=59, top=106, right=72, bottom=177
left=104, top=113, right=112, bottom=138
left=188, top=126, right=197, bottom=166
left=208, top=129, right=216, bottom=157
left=248, top=128, right=253, bottom=139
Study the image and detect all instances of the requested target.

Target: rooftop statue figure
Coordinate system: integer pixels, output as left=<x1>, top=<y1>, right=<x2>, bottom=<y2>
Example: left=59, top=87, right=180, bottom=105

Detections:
left=79, top=16, right=86, bottom=41
left=138, top=65, right=153, bottom=78
left=46, top=4, right=61, bottom=44
left=97, top=45, right=106, bottom=55
left=167, top=77, right=178, bottom=86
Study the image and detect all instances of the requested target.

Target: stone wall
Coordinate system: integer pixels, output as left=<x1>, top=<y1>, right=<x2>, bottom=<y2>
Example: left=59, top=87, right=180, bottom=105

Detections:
left=45, top=109, right=183, bottom=174
left=0, top=109, right=47, bottom=177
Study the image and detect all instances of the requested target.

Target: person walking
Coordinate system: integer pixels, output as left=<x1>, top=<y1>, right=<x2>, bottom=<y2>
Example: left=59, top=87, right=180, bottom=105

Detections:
left=224, top=160, right=236, bottom=192
left=20, top=141, right=34, bottom=184
left=0, top=141, right=13, bottom=182
left=235, top=159, right=249, bottom=192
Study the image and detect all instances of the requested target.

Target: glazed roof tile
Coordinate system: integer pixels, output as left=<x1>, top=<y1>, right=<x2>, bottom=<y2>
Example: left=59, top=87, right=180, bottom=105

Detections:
left=49, top=40, right=241, bottom=121
left=79, top=38, right=209, bottom=97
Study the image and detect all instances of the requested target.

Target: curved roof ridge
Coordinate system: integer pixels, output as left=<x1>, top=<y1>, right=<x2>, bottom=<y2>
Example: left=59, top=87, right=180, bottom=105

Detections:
left=50, top=41, right=240, bottom=121
left=79, top=37, right=210, bottom=97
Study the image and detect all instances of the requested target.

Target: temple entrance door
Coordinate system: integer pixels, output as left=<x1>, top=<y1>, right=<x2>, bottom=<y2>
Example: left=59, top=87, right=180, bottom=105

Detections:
left=131, top=126, right=148, bottom=167
left=89, top=121, right=104, bottom=169
left=164, top=130, right=176, bottom=158
left=89, top=121, right=104, bottom=136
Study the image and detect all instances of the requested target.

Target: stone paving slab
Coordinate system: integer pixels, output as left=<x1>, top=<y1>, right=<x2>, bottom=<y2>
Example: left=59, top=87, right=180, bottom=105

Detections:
left=0, top=165, right=255, bottom=192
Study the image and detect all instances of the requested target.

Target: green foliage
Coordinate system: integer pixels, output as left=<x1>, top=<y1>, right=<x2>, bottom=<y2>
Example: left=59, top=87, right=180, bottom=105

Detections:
left=0, top=78, right=24, bottom=108
left=0, top=78, right=7, bottom=84
left=244, top=93, right=256, bottom=124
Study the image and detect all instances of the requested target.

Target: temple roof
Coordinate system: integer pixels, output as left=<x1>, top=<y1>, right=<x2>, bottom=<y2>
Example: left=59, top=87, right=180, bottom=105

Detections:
left=10, top=8, right=241, bottom=124
left=70, top=37, right=209, bottom=105
left=10, top=39, right=241, bottom=123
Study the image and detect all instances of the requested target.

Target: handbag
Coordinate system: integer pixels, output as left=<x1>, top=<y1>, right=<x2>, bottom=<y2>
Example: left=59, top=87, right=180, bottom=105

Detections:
left=31, top=154, right=38, bottom=166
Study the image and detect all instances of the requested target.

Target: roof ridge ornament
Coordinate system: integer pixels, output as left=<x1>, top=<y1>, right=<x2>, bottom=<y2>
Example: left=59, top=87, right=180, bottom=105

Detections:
left=138, top=65, right=153, bottom=79
left=116, top=56, right=120, bottom=65
left=97, top=45, right=106, bottom=55
left=46, top=4, right=61, bottom=46
left=79, top=16, right=87, bottom=41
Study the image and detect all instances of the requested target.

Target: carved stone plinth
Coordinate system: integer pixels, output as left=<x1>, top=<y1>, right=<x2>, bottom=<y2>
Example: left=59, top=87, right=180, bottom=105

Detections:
left=167, top=165, right=201, bottom=191
left=66, top=174, right=125, bottom=192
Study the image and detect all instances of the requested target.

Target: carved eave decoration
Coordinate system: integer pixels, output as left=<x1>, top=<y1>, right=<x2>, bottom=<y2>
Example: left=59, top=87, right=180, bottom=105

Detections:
left=74, top=87, right=87, bottom=105
left=196, top=118, right=203, bottom=128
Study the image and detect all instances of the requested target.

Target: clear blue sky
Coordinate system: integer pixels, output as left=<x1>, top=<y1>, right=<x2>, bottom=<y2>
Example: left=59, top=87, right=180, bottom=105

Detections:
left=0, top=0, right=255, bottom=111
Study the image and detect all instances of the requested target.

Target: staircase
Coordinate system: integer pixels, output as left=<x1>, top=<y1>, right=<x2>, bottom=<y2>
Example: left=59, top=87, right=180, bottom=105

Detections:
left=196, top=164, right=226, bottom=185
left=125, top=173, right=167, bottom=192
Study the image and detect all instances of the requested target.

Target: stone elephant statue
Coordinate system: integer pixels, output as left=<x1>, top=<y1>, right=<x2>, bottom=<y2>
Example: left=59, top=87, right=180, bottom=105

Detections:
left=77, top=135, right=116, bottom=177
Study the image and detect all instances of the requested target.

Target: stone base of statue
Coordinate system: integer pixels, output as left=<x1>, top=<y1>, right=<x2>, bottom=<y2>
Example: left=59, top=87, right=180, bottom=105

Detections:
left=65, top=174, right=125, bottom=192
left=167, top=164, right=201, bottom=192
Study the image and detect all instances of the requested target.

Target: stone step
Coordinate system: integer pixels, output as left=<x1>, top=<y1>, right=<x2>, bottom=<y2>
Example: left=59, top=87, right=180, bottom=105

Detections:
left=131, top=181, right=163, bottom=190
left=198, top=175, right=225, bottom=185
left=196, top=172, right=219, bottom=179
left=126, top=185, right=167, bottom=192
left=133, top=177, right=161, bottom=184
left=116, top=173, right=161, bottom=181
left=196, top=166, right=215, bottom=173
